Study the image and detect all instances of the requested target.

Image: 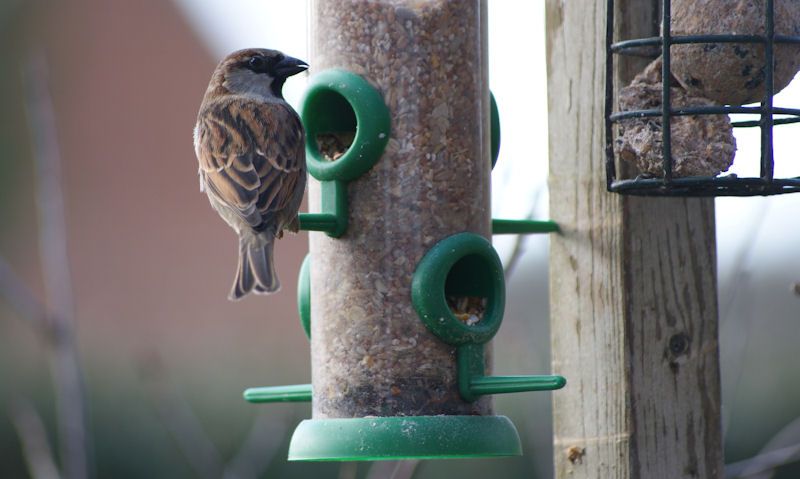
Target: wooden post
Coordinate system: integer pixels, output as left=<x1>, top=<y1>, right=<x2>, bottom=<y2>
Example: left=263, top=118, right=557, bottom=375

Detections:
left=545, top=1, right=724, bottom=478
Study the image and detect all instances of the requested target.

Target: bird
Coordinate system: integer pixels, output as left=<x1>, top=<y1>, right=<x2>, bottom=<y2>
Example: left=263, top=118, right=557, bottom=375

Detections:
left=193, top=48, right=308, bottom=300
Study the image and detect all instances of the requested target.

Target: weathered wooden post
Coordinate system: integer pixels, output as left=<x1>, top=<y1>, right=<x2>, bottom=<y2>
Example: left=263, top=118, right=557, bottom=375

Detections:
left=546, top=0, right=724, bottom=477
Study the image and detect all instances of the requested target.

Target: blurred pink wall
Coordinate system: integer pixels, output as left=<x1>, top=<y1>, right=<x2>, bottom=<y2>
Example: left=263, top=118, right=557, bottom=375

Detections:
left=15, top=0, right=311, bottom=387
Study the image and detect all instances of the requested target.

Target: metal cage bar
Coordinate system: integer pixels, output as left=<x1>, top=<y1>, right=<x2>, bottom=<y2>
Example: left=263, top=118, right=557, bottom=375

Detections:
left=605, top=0, right=800, bottom=196
left=761, top=0, right=776, bottom=182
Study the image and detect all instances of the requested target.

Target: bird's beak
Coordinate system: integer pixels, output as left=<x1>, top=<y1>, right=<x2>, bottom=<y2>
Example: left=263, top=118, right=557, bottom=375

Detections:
left=274, top=55, right=309, bottom=78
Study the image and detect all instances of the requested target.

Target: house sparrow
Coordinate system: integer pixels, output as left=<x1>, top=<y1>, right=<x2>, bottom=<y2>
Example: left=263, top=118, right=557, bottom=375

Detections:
left=194, top=48, right=308, bottom=299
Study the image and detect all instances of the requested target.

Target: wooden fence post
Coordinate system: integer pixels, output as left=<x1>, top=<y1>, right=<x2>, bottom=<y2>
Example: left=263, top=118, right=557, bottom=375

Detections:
left=546, top=0, right=724, bottom=477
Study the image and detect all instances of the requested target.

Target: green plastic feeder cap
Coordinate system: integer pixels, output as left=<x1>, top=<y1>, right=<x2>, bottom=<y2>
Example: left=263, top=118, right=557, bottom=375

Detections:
left=287, top=416, right=522, bottom=461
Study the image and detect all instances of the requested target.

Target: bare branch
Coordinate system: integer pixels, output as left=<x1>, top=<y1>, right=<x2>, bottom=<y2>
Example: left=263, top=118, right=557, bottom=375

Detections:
left=222, top=411, right=291, bottom=479
left=365, top=460, right=420, bottom=479
left=719, top=202, right=769, bottom=323
left=22, top=50, right=90, bottom=479
left=725, top=442, right=800, bottom=478
left=503, top=226, right=529, bottom=281
left=153, top=392, right=224, bottom=479
left=138, top=355, right=224, bottom=479
left=503, top=187, right=544, bottom=281
left=0, top=255, right=51, bottom=333
left=337, top=462, right=358, bottom=479
left=389, top=460, right=421, bottom=479
left=365, top=460, right=393, bottom=478
left=140, top=351, right=294, bottom=479
left=9, top=397, right=61, bottom=479
left=338, top=462, right=358, bottom=479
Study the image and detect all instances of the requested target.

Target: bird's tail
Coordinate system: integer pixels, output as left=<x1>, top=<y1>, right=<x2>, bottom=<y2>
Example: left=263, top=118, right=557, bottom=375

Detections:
left=229, top=234, right=280, bottom=300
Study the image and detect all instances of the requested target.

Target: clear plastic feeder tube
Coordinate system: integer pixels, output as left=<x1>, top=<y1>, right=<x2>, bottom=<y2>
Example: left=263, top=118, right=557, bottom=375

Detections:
left=308, top=0, right=491, bottom=418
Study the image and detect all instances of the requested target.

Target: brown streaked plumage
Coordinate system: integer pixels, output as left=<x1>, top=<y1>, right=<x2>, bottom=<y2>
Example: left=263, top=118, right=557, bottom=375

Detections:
left=194, top=48, right=308, bottom=300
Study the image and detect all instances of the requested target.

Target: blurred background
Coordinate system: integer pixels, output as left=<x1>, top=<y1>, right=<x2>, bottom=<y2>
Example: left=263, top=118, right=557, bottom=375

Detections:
left=0, top=1, right=798, bottom=478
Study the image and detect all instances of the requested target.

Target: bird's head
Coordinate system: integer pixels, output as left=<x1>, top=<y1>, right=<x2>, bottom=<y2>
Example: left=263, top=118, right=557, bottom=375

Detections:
left=210, top=48, right=308, bottom=100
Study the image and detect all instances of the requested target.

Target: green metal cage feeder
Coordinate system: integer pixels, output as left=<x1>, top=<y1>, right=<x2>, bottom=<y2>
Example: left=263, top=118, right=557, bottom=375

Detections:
left=243, top=0, right=564, bottom=461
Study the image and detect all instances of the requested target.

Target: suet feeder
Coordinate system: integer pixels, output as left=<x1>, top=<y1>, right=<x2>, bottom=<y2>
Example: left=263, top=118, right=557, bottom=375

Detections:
left=243, top=0, right=564, bottom=461
left=606, top=0, right=800, bottom=196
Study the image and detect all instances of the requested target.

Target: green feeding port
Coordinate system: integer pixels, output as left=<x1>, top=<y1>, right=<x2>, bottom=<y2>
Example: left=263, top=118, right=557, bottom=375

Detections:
left=412, top=233, right=505, bottom=346
left=301, top=69, right=389, bottom=182
left=411, top=233, right=506, bottom=346
left=297, top=254, right=311, bottom=339
left=306, top=89, right=357, bottom=172
left=296, top=69, right=391, bottom=237
left=412, top=232, right=566, bottom=402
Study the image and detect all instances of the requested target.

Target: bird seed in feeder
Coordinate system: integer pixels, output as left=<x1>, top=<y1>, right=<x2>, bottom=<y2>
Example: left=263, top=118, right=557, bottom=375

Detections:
left=316, top=132, right=355, bottom=161
left=447, top=295, right=486, bottom=326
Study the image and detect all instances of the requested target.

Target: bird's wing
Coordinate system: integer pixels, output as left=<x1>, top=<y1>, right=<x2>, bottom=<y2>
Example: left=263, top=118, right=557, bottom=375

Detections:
left=195, top=98, right=305, bottom=232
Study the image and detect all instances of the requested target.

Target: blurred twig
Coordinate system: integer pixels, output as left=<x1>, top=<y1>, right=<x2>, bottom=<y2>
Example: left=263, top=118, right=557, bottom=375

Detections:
left=154, top=387, right=225, bottom=479
left=338, top=462, right=358, bottom=479
left=0, top=258, right=62, bottom=477
left=140, top=356, right=224, bottom=479
left=726, top=416, right=800, bottom=479
left=725, top=442, right=800, bottom=478
left=718, top=200, right=769, bottom=439
left=392, top=461, right=422, bottom=479
left=365, top=460, right=420, bottom=479
left=140, top=354, right=288, bottom=479
left=503, top=187, right=544, bottom=280
left=0, top=256, right=51, bottom=332
left=719, top=201, right=768, bottom=322
left=222, top=411, right=290, bottom=479
left=8, top=397, right=61, bottom=479
left=503, top=217, right=531, bottom=280
left=8, top=50, right=91, bottom=479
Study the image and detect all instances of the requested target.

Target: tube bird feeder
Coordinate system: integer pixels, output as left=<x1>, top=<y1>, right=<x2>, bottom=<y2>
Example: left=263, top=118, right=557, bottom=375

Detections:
left=243, top=0, right=564, bottom=461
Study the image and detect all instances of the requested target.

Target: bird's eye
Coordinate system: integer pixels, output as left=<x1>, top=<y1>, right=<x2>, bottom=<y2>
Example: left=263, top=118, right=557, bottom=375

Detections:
left=248, top=56, right=266, bottom=71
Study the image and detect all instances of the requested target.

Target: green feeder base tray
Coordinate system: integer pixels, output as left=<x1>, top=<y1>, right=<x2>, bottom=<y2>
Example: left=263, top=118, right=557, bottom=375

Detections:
left=288, top=415, right=522, bottom=461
